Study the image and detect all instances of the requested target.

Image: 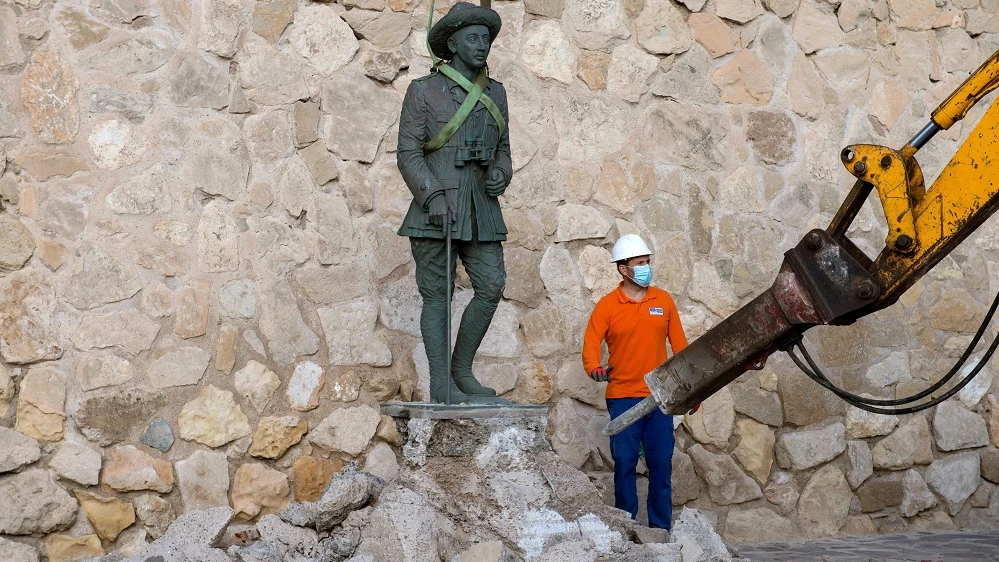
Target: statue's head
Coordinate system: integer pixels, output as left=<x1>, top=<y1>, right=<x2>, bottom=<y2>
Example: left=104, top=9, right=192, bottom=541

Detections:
left=427, top=2, right=502, bottom=64
left=447, top=24, right=491, bottom=70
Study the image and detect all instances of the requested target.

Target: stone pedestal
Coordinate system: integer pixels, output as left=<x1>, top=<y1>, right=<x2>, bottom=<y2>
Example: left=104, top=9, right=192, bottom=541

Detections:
left=380, top=401, right=549, bottom=464
left=379, top=401, right=652, bottom=559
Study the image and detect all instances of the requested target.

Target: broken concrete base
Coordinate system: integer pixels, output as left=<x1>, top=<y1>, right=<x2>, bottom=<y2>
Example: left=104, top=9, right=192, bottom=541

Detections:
left=92, top=409, right=733, bottom=562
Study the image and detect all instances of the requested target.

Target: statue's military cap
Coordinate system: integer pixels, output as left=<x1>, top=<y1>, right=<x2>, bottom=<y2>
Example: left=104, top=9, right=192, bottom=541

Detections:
left=427, top=1, right=502, bottom=61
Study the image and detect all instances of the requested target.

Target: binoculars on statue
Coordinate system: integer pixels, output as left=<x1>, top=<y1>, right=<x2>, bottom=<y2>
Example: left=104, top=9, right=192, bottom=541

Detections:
left=454, top=139, right=495, bottom=167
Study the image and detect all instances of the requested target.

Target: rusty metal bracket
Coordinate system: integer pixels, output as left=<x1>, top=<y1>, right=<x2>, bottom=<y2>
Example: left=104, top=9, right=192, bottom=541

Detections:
left=785, top=229, right=881, bottom=325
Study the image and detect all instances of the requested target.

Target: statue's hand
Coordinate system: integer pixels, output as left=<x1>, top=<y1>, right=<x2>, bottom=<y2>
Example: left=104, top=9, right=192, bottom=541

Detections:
left=485, top=169, right=506, bottom=197
left=427, top=192, right=455, bottom=226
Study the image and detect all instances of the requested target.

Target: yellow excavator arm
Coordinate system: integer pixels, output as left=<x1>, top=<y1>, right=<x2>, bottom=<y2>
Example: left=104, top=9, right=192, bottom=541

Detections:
left=607, top=48, right=999, bottom=435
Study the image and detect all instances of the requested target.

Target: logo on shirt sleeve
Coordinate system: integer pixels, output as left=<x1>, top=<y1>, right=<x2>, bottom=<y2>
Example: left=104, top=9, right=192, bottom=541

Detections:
left=649, top=307, right=664, bottom=315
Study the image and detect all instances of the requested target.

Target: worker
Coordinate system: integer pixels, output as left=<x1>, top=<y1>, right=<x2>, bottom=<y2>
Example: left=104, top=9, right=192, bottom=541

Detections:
left=582, top=233, right=689, bottom=531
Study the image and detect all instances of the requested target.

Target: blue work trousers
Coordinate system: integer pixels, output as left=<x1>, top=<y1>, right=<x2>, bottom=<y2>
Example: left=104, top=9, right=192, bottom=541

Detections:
left=606, top=397, right=675, bottom=530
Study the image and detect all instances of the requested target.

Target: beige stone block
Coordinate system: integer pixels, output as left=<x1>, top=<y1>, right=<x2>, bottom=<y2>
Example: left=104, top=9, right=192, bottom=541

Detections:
left=724, top=507, right=796, bottom=543
left=792, top=0, right=846, bottom=54
left=45, top=534, right=103, bottom=562
left=252, top=0, right=296, bottom=43
left=887, top=0, right=938, bottom=31
left=577, top=51, right=610, bottom=91
left=521, top=19, right=576, bottom=84
left=988, top=394, right=999, bottom=447
left=293, top=455, right=344, bottom=502
left=710, top=49, right=774, bottom=105
left=216, top=324, right=239, bottom=375
left=75, top=491, right=135, bottom=542
left=37, top=239, right=68, bottom=270
left=734, top=419, right=775, bottom=484
left=594, top=161, right=637, bottom=215
left=764, top=0, right=797, bottom=17
left=930, top=288, right=985, bottom=332
left=175, top=450, right=230, bottom=510
left=15, top=366, right=65, bottom=442
left=231, top=463, right=290, bottom=520
left=21, top=46, right=79, bottom=143
left=341, top=9, right=411, bottom=49
left=689, top=13, right=740, bottom=58
left=871, top=416, right=933, bottom=470
left=376, top=415, right=400, bottom=445
left=134, top=494, right=175, bottom=539
left=636, top=0, right=693, bottom=55
left=173, top=280, right=210, bottom=339
left=717, top=0, right=765, bottom=23
left=690, top=444, right=762, bottom=505
left=868, top=78, right=911, bottom=130
left=577, top=245, right=617, bottom=303
left=310, top=405, right=381, bottom=456
left=683, top=387, right=735, bottom=449
left=329, top=371, right=361, bottom=403
left=239, top=37, right=312, bottom=106
left=798, top=466, right=851, bottom=537
left=12, top=152, right=87, bottom=181
left=102, top=446, right=174, bottom=493
left=0, top=8, right=24, bottom=68
left=178, top=385, right=252, bottom=448
left=249, top=416, right=308, bottom=459
left=0, top=214, right=34, bottom=274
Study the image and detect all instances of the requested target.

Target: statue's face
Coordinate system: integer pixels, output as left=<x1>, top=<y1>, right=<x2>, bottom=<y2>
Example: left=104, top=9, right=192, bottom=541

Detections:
left=447, top=24, right=491, bottom=69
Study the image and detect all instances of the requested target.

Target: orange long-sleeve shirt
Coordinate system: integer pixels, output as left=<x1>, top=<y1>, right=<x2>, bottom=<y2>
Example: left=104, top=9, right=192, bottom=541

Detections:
left=582, top=284, right=688, bottom=399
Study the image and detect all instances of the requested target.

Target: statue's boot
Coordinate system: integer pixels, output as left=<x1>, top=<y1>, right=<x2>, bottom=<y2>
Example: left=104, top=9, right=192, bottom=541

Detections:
left=450, top=294, right=498, bottom=397
left=422, top=298, right=470, bottom=404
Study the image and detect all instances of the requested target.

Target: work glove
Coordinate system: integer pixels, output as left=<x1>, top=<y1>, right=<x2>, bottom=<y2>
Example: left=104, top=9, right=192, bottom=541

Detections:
left=589, top=365, right=613, bottom=382
left=427, top=190, right=456, bottom=227
left=485, top=168, right=507, bottom=197
left=688, top=403, right=701, bottom=415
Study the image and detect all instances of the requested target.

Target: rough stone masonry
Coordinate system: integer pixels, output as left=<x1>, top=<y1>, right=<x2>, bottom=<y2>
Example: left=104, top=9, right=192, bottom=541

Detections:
left=1, top=0, right=999, bottom=560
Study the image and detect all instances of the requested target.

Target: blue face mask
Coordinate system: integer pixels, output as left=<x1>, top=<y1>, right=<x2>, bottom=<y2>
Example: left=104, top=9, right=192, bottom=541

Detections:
left=630, top=264, right=652, bottom=287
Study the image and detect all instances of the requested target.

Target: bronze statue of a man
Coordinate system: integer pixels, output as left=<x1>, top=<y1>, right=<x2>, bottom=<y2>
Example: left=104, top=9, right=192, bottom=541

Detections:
left=396, top=2, right=512, bottom=404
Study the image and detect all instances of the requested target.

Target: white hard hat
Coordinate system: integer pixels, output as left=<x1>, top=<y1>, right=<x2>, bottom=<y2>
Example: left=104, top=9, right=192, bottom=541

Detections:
left=610, top=234, right=652, bottom=262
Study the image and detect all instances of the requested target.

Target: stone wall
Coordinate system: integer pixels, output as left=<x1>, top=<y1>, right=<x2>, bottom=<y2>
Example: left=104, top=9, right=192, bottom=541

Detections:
left=1, top=0, right=999, bottom=558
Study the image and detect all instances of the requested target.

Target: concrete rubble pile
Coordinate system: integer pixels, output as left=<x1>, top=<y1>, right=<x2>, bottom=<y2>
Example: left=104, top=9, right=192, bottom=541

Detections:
left=90, top=417, right=732, bottom=562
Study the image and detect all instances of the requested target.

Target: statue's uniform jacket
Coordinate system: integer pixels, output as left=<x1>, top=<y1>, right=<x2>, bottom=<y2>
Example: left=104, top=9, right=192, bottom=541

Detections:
left=396, top=71, right=512, bottom=241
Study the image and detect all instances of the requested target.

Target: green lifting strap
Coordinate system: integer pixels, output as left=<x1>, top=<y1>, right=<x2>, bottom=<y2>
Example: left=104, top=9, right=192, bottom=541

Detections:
left=423, top=66, right=506, bottom=154
left=422, top=0, right=507, bottom=155
left=437, top=63, right=507, bottom=136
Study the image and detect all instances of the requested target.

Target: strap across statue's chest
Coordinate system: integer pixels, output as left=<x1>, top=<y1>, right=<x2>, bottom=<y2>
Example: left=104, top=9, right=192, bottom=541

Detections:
left=423, top=65, right=506, bottom=155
